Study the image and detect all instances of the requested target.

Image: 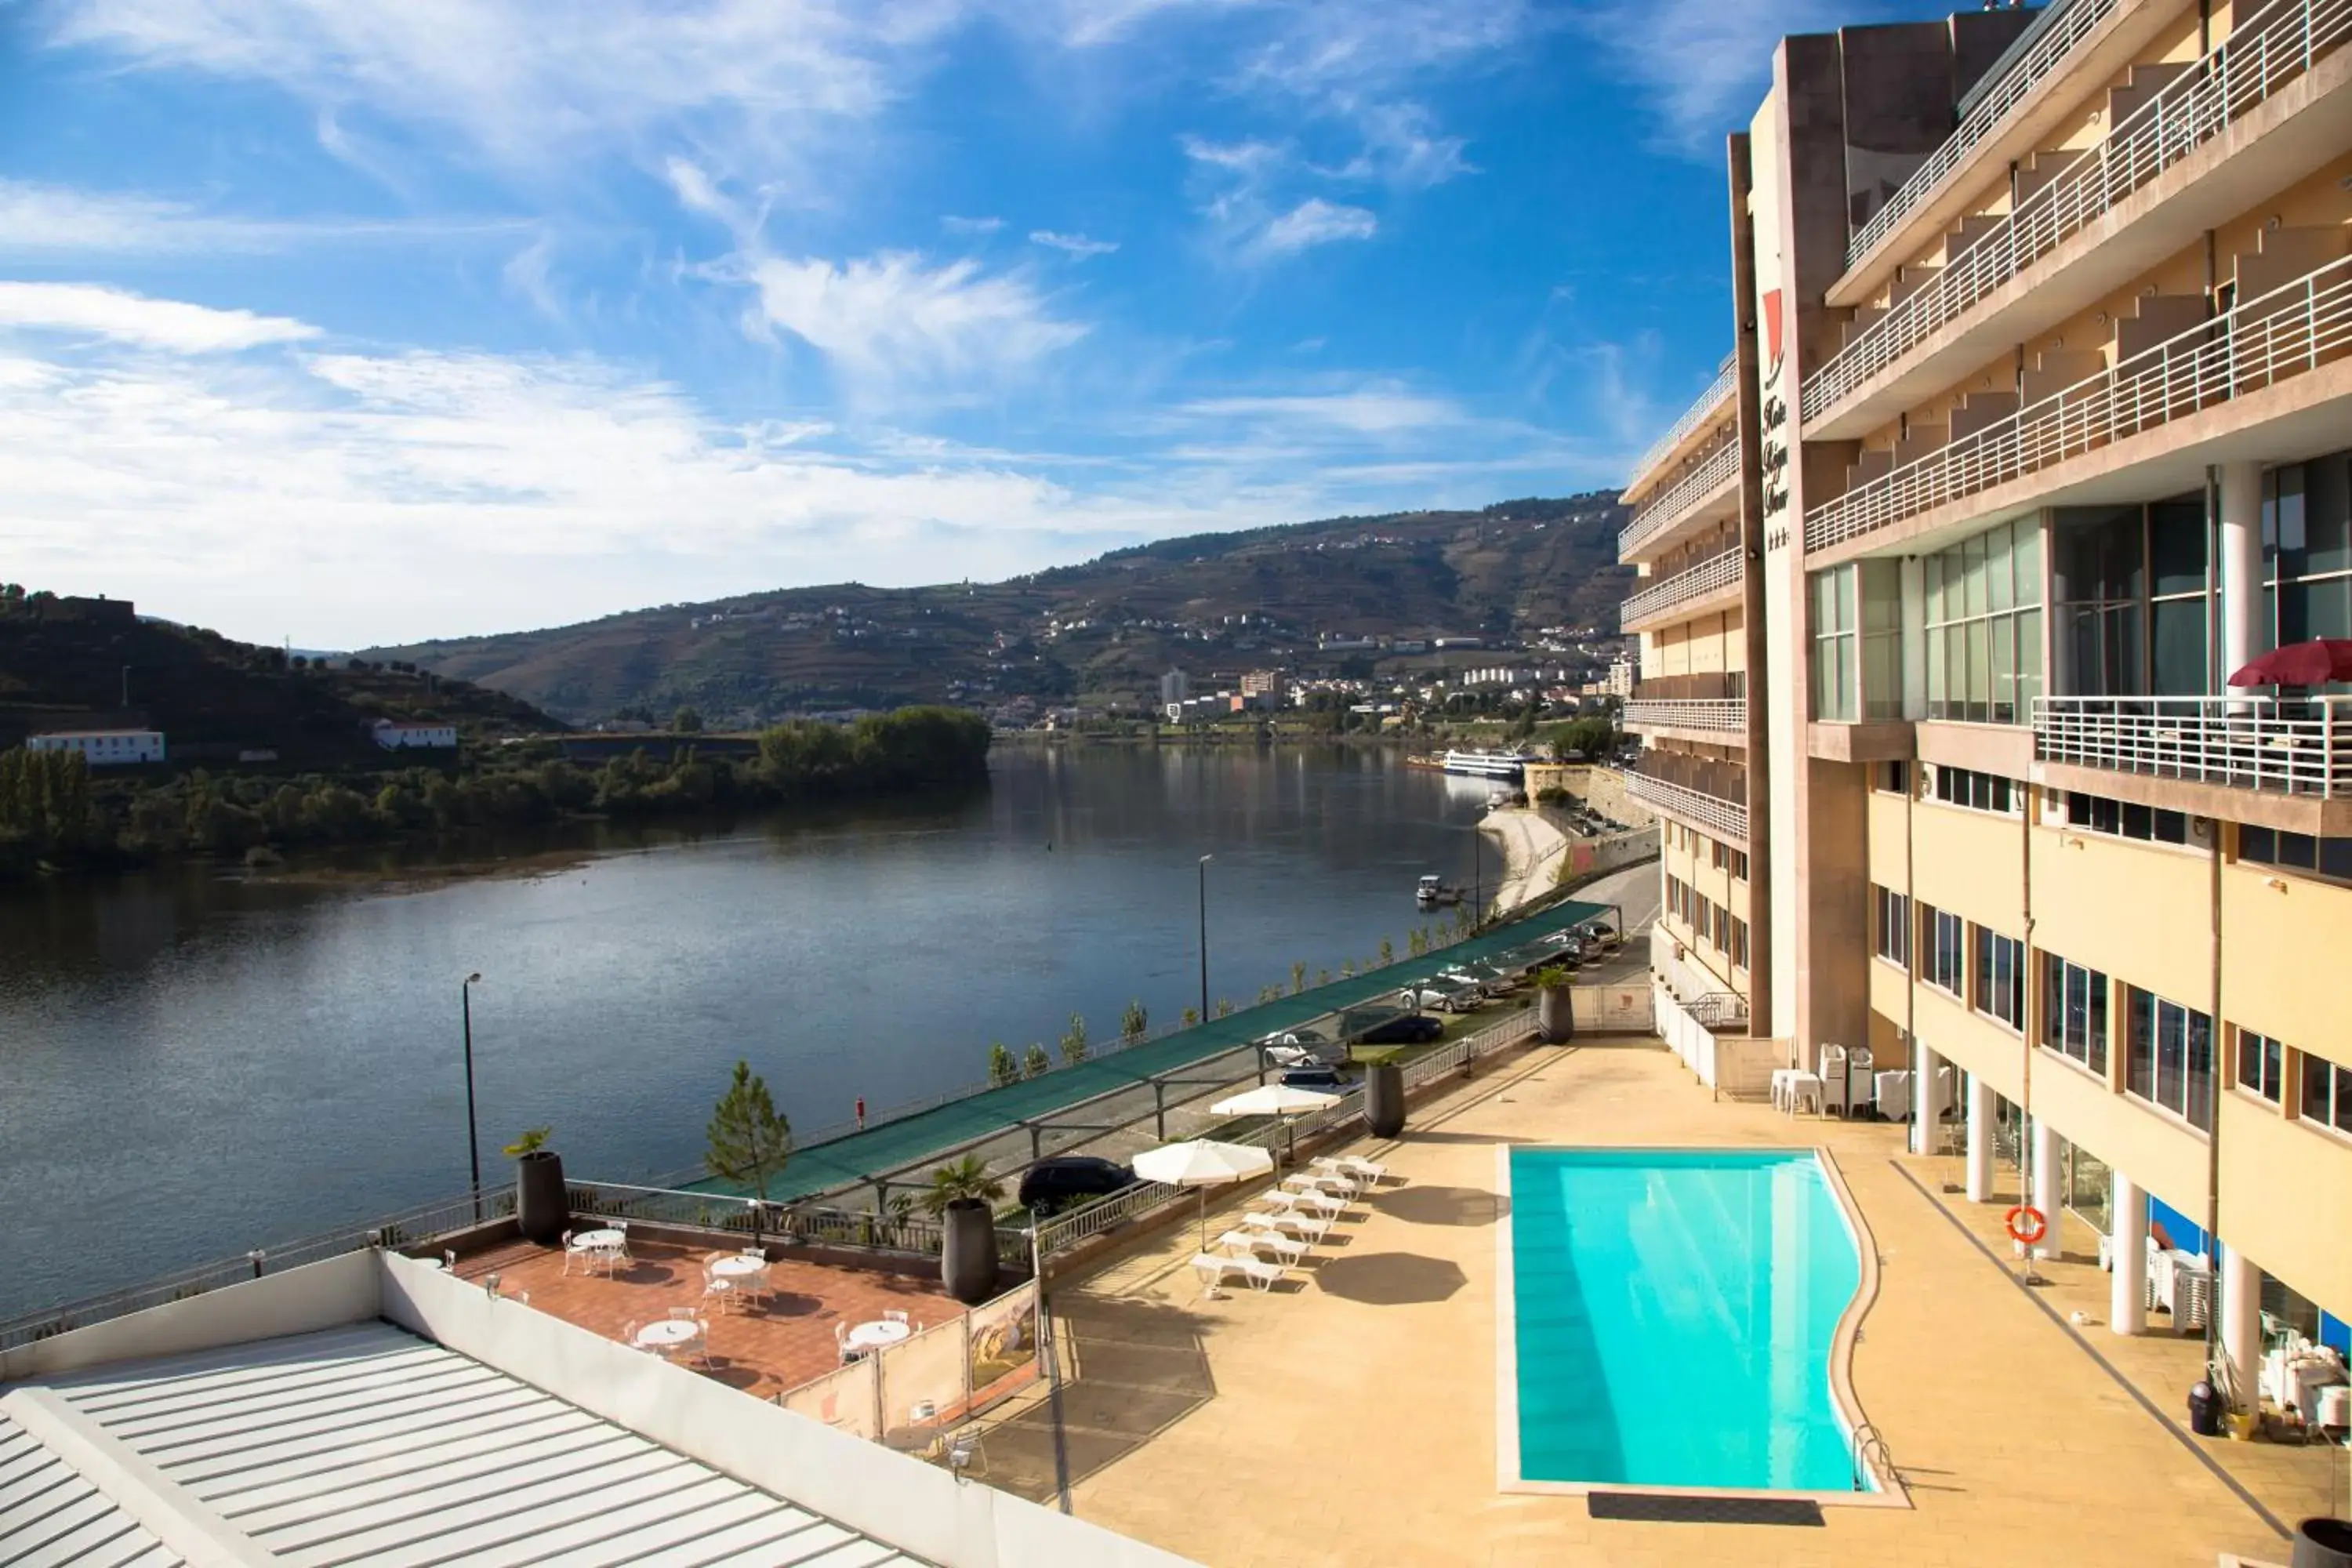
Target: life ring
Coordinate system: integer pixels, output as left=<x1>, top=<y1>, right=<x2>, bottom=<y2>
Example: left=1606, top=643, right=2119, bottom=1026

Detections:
left=2005, top=1205, right=2048, bottom=1247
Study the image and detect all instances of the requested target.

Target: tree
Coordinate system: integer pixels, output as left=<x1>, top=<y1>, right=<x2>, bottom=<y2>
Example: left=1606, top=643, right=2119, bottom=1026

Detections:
left=923, top=1153, right=1005, bottom=1217
left=705, top=1059, right=793, bottom=1209
left=1059, top=1011, right=1088, bottom=1066
left=673, top=706, right=705, bottom=734
left=1023, top=1043, right=1051, bottom=1079
left=1379, top=937, right=1395, bottom=967
left=1120, top=999, right=1148, bottom=1045
left=1214, top=997, right=1234, bottom=1018
left=988, top=1042, right=1018, bottom=1087
left=1181, top=1006, right=1200, bottom=1027
left=1290, top=960, right=1308, bottom=995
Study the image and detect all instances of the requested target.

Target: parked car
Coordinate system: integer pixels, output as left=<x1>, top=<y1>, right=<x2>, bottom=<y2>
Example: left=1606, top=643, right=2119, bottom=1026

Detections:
left=1358, top=1012, right=1446, bottom=1045
left=1278, top=1065, right=1352, bottom=1094
left=1399, top=979, right=1483, bottom=1014
left=1017, top=1156, right=1137, bottom=1215
left=1444, top=960, right=1519, bottom=996
left=1581, top=921, right=1621, bottom=949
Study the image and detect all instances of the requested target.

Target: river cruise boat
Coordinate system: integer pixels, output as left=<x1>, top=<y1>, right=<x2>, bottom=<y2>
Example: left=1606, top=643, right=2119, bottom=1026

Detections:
left=1442, top=748, right=1533, bottom=779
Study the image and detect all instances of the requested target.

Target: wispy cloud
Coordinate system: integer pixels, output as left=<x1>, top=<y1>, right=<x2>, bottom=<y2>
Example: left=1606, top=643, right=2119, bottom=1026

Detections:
left=1255, top=198, right=1374, bottom=256
left=1181, top=136, right=1376, bottom=264
left=0, top=281, right=319, bottom=353
left=1180, top=384, right=1461, bottom=434
left=502, top=234, right=565, bottom=322
left=0, top=178, right=522, bottom=256
left=1029, top=230, right=1119, bottom=259
left=940, top=214, right=1005, bottom=235
left=1581, top=0, right=1838, bottom=155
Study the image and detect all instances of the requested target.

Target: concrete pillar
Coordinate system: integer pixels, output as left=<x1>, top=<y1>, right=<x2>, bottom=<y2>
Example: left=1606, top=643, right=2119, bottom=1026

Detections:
left=1910, top=1039, right=1943, bottom=1155
left=1965, top=1073, right=1996, bottom=1203
left=2111, top=1173, right=2147, bottom=1335
left=2219, top=1242, right=2263, bottom=1408
left=2030, top=1118, right=2062, bottom=1259
left=2220, top=461, right=2264, bottom=683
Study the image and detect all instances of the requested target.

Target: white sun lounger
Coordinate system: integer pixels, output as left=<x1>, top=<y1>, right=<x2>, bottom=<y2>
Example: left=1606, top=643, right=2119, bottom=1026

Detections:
left=1218, top=1228, right=1310, bottom=1266
left=1243, top=1208, right=1332, bottom=1242
left=1283, top=1171, right=1359, bottom=1200
left=1191, top=1251, right=1285, bottom=1294
left=1312, top=1155, right=1391, bottom=1185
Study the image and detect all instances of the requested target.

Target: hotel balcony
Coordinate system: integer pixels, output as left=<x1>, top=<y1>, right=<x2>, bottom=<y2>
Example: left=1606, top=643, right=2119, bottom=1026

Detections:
left=1617, top=546, right=1745, bottom=634
left=2034, top=694, right=2352, bottom=827
left=1626, top=753, right=1749, bottom=844
left=1649, top=926, right=1749, bottom=1032
left=1621, top=358, right=1736, bottom=507
left=1621, top=673, right=1748, bottom=744
left=1618, top=434, right=1741, bottom=564
left=1807, top=0, right=2352, bottom=437
left=1805, top=252, right=2352, bottom=561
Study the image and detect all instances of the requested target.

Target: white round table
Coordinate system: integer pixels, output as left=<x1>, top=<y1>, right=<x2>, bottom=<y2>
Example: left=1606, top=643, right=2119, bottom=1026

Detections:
left=633, top=1319, right=701, bottom=1350
left=574, top=1229, right=626, bottom=1250
left=709, top=1255, right=767, bottom=1280
left=845, top=1319, right=912, bottom=1352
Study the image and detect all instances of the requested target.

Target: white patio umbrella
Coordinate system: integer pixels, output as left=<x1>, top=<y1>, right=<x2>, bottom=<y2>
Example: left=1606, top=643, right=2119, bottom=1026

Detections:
left=1133, top=1138, right=1276, bottom=1253
left=1209, top=1083, right=1341, bottom=1170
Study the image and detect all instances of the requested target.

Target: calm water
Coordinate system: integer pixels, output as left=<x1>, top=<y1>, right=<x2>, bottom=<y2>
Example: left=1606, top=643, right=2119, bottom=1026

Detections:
left=0, top=746, right=1500, bottom=1319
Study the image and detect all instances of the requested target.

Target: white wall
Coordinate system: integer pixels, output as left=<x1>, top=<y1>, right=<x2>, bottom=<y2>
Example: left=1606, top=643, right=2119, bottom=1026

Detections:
left=0, top=1253, right=379, bottom=1384
left=376, top=1254, right=1200, bottom=1568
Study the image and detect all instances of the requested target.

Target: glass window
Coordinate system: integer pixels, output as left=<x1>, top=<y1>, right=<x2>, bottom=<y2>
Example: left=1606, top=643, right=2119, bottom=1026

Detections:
left=2125, top=987, right=2216, bottom=1131
left=2266, top=454, right=2352, bottom=691
left=1926, top=519, right=2044, bottom=723
left=1874, top=885, right=1911, bottom=967
left=1973, top=927, right=2024, bottom=1031
left=2302, top=1054, right=2352, bottom=1136
left=2237, top=1029, right=2284, bottom=1103
left=2042, top=953, right=2109, bottom=1075
left=1925, top=906, right=1965, bottom=995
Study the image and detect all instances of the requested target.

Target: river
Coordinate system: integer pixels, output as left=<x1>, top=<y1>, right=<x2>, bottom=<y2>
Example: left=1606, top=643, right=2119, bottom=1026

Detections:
left=0, top=744, right=1514, bottom=1320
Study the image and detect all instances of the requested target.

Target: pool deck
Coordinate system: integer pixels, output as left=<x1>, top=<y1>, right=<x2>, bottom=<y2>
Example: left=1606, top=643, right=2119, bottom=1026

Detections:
left=998, top=1039, right=2332, bottom=1567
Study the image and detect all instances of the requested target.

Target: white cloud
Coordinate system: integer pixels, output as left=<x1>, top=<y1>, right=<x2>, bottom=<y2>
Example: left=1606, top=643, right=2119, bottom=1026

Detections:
left=502, top=234, right=564, bottom=322
left=1029, top=230, right=1119, bottom=259
left=1255, top=198, right=1375, bottom=256
left=1181, top=386, right=1461, bottom=434
left=0, top=178, right=521, bottom=255
left=0, top=281, right=319, bottom=353
left=940, top=214, right=1005, bottom=235
left=1582, top=0, right=1838, bottom=155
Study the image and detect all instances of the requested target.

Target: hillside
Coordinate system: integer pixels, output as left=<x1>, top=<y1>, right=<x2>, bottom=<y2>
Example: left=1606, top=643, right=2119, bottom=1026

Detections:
left=0, top=590, right=564, bottom=763
left=368, top=493, right=1633, bottom=724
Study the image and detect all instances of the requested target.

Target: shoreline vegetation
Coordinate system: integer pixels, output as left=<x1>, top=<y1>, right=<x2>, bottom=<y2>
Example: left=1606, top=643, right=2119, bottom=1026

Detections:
left=0, top=706, right=992, bottom=884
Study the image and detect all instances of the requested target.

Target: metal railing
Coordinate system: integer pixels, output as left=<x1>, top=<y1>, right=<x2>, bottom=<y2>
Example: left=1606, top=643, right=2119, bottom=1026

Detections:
left=1809, top=0, right=2352, bottom=421
left=1619, top=548, right=1744, bottom=630
left=1625, top=361, right=1738, bottom=498
left=1627, top=770, right=1750, bottom=842
left=1806, top=252, right=2352, bottom=554
left=568, top=1180, right=1035, bottom=1269
left=1621, top=697, right=1748, bottom=735
left=1619, top=436, right=1740, bottom=560
left=2034, top=694, right=2352, bottom=796
left=1650, top=927, right=1748, bottom=1028
left=1845, top=0, right=2121, bottom=271
left=0, top=1187, right=515, bottom=1354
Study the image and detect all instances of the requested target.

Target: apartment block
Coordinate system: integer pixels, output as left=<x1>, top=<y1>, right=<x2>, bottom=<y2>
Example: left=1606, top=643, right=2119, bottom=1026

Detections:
left=1619, top=0, right=2352, bottom=1397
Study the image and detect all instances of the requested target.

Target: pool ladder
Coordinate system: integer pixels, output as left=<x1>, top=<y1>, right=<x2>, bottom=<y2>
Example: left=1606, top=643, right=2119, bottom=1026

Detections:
left=1849, top=1422, right=1894, bottom=1492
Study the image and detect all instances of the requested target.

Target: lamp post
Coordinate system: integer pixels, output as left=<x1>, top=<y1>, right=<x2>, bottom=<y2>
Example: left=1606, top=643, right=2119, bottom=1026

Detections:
left=1472, top=826, right=1483, bottom=931
left=462, top=972, right=483, bottom=1220
left=1197, top=855, right=1213, bottom=1023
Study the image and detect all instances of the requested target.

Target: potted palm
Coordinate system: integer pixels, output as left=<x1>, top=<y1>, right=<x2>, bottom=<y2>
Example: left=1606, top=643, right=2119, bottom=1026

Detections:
left=924, top=1154, right=1004, bottom=1305
left=506, top=1127, right=565, bottom=1244
left=1362, top=1047, right=1406, bottom=1139
left=1534, top=965, right=1575, bottom=1044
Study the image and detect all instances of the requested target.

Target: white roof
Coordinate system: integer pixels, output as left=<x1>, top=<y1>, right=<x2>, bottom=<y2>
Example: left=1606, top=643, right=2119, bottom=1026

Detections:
left=2, top=1323, right=927, bottom=1567
left=0, top=1407, right=183, bottom=1566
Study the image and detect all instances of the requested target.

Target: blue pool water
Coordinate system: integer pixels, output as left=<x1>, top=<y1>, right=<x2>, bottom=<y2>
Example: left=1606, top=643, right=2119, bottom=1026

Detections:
left=1508, top=1148, right=1867, bottom=1492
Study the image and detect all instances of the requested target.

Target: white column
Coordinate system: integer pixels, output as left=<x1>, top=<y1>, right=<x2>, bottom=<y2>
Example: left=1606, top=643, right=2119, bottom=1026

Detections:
left=1910, top=1039, right=1943, bottom=1155
left=2030, top=1118, right=2062, bottom=1259
left=2219, top=1242, right=2263, bottom=1408
left=1965, top=1073, right=1996, bottom=1203
left=2111, top=1173, right=2147, bottom=1335
left=2220, top=461, right=2264, bottom=683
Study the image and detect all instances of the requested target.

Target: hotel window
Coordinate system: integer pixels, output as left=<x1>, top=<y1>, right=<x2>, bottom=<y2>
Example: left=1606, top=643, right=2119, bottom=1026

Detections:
left=1932, top=765, right=2016, bottom=814
left=1710, top=841, right=1727, bottom=872
left=2238, top=826, right=2352, bottom=882
left=2041, top=954, right=2109, bottom=1074
left=2125, top=988, right=2216, bottom=1132
left=2063, top=791, right=2189, bottom=845
left=2303, top=1053, right=2352, bottom=1137
left=2053, top=495, right=2209, bottom=698
left=2265, top=452, right=2352, bottom=668
left=1727, top=915, right=1750, bottom=971
left=1923, top=905, right=1964, bottom=995
left=1730, top=849, right=1748, bottom=880
left=2236, top=1029, right=2285, bottom=1105
left=1925, top=517, right=2042, bottom=722
left=1973, top=927, right=2024, bottom=1033
left=1693, top=899, right=1713, bottom=946
left=1872, top=885, right=1910, bottom=967
left=1812, top=560, right=1903, bottom=722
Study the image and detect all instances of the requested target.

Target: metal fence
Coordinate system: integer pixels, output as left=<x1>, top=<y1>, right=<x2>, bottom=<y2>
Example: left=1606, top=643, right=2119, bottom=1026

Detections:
left=1619, top=435, right=1740, bottom=560
left=1806, top=252, right=2352, bottom=554
left=2035, top=693, right=2352, bottom=797
left=1809, top=0, right=2350, bottom=420
left=568, top=1181, right=1035, bottom=1270
left=1625, top=770, right=1751, bottom=844
left=1625, top=361, right=1737, bottom=497
left=1619, top=546, right=1744, bottom=631
left=1621, top=697, right=1747, bottom=735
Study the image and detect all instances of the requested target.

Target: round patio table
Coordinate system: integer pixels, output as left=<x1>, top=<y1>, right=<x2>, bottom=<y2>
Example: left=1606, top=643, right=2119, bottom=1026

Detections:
left=845, top=1319, right=912, bottom=1352
left=709, top=1255, right=767, bottom=1280
left=633, top=1319, right=701, bottom=1351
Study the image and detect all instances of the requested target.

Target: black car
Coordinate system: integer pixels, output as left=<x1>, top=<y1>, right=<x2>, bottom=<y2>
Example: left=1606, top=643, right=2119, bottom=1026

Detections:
left=1279, top=1065, right=1352, bottom=1094
left=1356, top=1013, right=1445, bottom=1045
left=1018, top=1155, right=1137, bottom=1215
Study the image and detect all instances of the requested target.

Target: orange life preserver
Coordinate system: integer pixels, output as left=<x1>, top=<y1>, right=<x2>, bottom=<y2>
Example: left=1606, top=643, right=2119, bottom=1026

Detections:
left=2005, top=1205, right=2048, bottom=1247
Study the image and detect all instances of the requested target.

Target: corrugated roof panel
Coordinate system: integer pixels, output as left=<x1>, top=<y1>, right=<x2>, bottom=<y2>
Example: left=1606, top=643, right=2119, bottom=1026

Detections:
left=0, top=1412, right=183, bottom=1568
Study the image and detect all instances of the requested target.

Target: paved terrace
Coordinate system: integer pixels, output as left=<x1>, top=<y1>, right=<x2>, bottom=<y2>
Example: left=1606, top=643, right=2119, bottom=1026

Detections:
left=971, top=1041, right=2329, bottom=1568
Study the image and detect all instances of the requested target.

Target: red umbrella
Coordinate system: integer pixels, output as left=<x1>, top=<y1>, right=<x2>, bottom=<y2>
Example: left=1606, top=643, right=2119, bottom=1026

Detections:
left=2227, top=638, right=2352, bottom=688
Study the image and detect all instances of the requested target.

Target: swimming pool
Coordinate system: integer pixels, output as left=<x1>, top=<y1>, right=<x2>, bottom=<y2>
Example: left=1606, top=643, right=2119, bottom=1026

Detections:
left=1498, top=1147, right=1872, bottom=1495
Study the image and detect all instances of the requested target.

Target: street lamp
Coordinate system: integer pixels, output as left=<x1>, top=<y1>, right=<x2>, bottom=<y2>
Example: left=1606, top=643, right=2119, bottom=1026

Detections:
left=462, top=972, right=484, bottom=1219
left=1197, top=855, right=1213, bottom=1023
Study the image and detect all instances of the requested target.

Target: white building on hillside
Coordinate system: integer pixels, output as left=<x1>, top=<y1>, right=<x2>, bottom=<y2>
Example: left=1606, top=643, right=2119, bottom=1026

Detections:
left=372, top=720, right=458, bottom=750
left=26, top=730, right=165, bottom=766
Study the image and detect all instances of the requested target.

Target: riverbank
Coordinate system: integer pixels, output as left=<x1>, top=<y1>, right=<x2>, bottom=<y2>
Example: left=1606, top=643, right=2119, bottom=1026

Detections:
left=1479, top=807, right=1570, bottom=914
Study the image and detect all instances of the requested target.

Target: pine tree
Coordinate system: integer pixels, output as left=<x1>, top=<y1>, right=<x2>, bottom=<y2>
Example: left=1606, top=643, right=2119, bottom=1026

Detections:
left=705, top=1059, right=792, bottom=1208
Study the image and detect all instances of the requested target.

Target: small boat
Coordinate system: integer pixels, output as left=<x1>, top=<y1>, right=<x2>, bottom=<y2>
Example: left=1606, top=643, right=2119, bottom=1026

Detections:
left=1443, top=748, right=1533, bottom=779
left=1416, top=873, right=1464, bottom=906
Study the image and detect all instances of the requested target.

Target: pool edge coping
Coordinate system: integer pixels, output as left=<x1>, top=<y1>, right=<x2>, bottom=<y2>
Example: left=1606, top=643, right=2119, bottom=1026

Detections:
left=1491, top=1142, right=1911, bottom=1509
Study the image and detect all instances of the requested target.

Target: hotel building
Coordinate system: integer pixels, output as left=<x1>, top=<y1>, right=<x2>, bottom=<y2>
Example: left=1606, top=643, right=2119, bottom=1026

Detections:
left=1618, top=0, right=2352, bottom=1400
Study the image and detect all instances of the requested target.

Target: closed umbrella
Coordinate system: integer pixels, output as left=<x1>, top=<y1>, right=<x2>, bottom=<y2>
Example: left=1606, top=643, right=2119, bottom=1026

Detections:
left=2227, top=638, right=2352, bottom=687
left=1132, top=1138, right=1276, bottom=1255
left=1210, top=1083, right=1341, bottom=1169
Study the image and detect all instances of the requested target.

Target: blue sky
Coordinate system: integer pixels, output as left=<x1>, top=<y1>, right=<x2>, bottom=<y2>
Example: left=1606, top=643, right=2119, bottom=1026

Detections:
left=2, top=0, right=1949, bottom=648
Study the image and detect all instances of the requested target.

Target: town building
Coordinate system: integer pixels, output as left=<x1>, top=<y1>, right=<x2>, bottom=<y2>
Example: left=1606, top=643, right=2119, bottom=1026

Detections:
left=27, top=729, right=165, bottom=766
left=1158, top=668, right=1190, bottom=707
left=1617, top=0, right=2352, bottom=1384
left=1240, top=669, right=1285, bottom=700
left=372, top=720, right=459, bottom=750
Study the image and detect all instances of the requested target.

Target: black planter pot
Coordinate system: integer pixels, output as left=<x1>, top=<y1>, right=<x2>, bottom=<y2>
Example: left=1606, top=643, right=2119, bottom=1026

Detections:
left=1363, top=1062, right=1406, bottom=1139
left=1537, top=985, right=1575, bottom=1044
left=2295, top=1518, right=2352, bottom=1568
left=940, top=1200, right=1000, bottom=1305
left=515, top=1150, right=567, bottom=1245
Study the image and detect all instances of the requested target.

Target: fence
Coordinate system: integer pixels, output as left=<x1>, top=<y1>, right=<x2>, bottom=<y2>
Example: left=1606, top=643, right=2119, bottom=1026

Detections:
left=1619, top=546, right=1744, bottom=630
left=1625, top=358, right=1737, bottom=495
left=1571, top=984, right=1654, bottom=1033
left=568, top=1181, right=1036, bottom=1271
left=1618, top=436, right=1740, bottom=560
left=777, top=1278, right=1042, bottom=1444
left=2034, top=693, right=2352, bottom=797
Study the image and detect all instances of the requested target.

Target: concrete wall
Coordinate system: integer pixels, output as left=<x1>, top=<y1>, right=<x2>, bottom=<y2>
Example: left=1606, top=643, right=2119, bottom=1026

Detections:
left=2030, top=826, right=2212, bottom=1002
left=2217, top=1092, right=2352, bottom=1316
left=2220, top=857, right=2352, bottom=1069
left=377, top=1254, right=1200, bottom=1568
left=1, top=1253, right=379, bottom=1385
left=1910, top=798, right=2025, bottom=934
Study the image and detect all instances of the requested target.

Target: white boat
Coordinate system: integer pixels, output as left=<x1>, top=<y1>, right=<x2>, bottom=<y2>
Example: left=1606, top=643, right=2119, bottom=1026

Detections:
left=1416, top=873, right=1464, bottom=906
left=1442, top=748, right=1533, bottom=779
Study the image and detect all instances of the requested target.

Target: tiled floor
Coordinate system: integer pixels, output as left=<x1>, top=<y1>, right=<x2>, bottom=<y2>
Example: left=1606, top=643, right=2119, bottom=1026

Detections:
left=451, top=1236, right=960, bottom=1400
left=1016, top=1040, right=2326, bottom=1568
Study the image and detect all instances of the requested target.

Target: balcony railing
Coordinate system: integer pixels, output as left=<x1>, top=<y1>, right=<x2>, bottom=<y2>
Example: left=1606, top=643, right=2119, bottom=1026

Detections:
left=1808, top=0, right=2352, bottom=423
left=1626, top=358, right=1737, bottom=495
left=1650, top=927, right=1749, bottom=1029
left=1619, top=436, right=1740, bottom=560
left=2035, top=694, right=2352, bottom=796
left=1622, top=698, right=1748, bottom=735
left=1627, top=768, right=1750, bottom=842
left=1806, top=253, right=2352, bottom=554
left=1846, top=0, right=2119, bottom=272
left=1619, top=548, right=1744, bottom=630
